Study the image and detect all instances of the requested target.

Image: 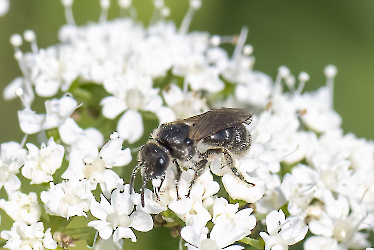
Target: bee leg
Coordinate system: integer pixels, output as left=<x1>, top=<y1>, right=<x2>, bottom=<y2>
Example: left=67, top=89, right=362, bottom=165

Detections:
left=199, top=148, right=223, bottom=160
left=222, top=149, right=255, bottom=187
left=174, top=160, right=182, bottom=200
left=130, top=164, right=141, bottom=194
left=155, top=175, right=165, bottom=201
left=141, top=178, right=147, bottom=207
left=187, top=159, right=208, bottom=198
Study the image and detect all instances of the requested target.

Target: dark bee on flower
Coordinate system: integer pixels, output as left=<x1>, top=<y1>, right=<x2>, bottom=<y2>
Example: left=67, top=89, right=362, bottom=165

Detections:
left=130, top=108, right=254, bottom=207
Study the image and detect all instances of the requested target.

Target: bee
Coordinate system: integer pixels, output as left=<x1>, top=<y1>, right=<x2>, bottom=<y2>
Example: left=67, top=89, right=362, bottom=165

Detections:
left=130, top=108, right=254, bottom=207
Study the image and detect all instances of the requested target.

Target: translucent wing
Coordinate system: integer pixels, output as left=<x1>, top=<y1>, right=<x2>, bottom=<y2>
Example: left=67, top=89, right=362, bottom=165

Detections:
left=183, top=108, right=253, bottom=141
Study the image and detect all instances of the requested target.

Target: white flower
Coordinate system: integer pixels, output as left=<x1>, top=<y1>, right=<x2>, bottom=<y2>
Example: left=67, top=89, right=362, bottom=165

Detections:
left=116, top=109, right=144, bottom=144
left=130, top=35, right=172, bottom=78
left=0, top=141, right=26, bottom=195
left=40, top=179, right=94, bottom=219
left=0, top=191, right=41, bottom=225
left=280, top=173, right=315, bottom=216
left=88, top=186, right=153, bottom=242
left=32, top=47, right=78, bottom=97
left=162, top=84, right=208, bottom=118
left=299, top=86, right=342, bottom=133
left=3, top=77, right=23, bottom=101
left=100, top=70, right=169, bottom=143
left=18, top=108, right=45, bottom=134
left=234, top=71, right=274, bottom=108
left=62, top=134, right=131, bottom=197
left=219, top=160, right=265, bottom=204
left=59, top=117, right=104, bottom=146
left=42, top=94, right=80, bottom=130
left=93, top=235, right=123, bottom=250
left=212, top=197, right=256, bottom=237
left=1, top=221, right=57, bottom=250
left=259, top=210, right=308, bottom=250
left=181, top=223, right=247, bottom=250
left=22, top=137, right=64, bottom=184
left=307, top=192, right=370, bottom=249
left=18, top=95, right=80, bottom=134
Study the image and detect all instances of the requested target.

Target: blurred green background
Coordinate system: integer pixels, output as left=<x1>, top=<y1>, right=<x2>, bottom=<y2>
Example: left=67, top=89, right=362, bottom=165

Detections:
left=1, top=0, right=374, bottom=249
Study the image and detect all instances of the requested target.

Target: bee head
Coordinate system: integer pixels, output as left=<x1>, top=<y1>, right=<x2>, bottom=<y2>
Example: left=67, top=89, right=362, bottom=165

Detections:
left=139, top=142, right=170, bottom=180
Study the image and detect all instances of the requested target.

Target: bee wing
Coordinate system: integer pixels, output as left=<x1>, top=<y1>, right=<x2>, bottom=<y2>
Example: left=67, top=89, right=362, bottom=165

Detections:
left=183, top=108, right=253, bottom=141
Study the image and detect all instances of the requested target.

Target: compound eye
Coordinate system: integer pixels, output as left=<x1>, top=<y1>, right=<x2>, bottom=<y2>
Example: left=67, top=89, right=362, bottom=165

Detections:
left=155, top=156, right=167, bottom=171
left=185, top=138, right=193, bottom=146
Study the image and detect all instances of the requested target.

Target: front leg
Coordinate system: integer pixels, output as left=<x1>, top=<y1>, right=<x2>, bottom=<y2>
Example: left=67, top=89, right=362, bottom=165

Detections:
left=174, top=159, right=182, bottom=200
left=186, top=159, right=208, bottom=198
left=153, top=175, right=165, bottom=202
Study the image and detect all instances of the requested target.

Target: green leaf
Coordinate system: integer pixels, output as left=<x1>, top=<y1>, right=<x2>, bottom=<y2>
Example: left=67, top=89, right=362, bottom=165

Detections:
left=239, top=237, right=264, bottom=249
left=254, top=213, right=268, bottom=221
left=45, top=128, right=61, bottom=144
left=49, top=215, right=73, bottom=232
left=229, top=196, right=248, bottom=207
left=279, top=202, right=290, bottom=217
left=85, top=231, right=98, bottom=248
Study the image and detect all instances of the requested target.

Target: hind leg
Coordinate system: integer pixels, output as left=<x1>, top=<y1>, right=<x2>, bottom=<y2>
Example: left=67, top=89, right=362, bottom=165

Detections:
left=222, top=149, right=255, bottom=186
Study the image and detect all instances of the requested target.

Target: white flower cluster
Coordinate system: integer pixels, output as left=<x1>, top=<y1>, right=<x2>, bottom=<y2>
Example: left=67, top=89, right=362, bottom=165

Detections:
left=1, top=0, right=373, bottom=250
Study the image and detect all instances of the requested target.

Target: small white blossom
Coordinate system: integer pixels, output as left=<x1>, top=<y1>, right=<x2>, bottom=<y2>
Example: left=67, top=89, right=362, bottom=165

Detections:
left=260, top=210, right=308, bottom=250
left=212, top=197, right=256, bottom=237
left=18, top=95, right=80, bottom=135
left=299, top=87, right=342, bottom=133
left=181, top=222, right=247, bottom=250
left=1, top=221, right=57, bottom=250
left=22, top=137, right=64, bottom=184
left=88, top=186, right=153, bottom=242
left=62, top=135, right=131, bottom=197
left=40, top=178, right=94, bottom=219
left=0, top=191, right=41, bottom=225
left=93, top=235, right=123, bottom=250
left=0, top=141, right=26, bottom=195
left=59, top=117, right=104, bottom=146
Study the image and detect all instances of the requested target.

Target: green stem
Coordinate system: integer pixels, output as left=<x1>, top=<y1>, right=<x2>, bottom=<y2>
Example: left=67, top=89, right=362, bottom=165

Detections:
left=239, top=237, right=264, bottom=249
left=63, top=227, right=96, bottom=236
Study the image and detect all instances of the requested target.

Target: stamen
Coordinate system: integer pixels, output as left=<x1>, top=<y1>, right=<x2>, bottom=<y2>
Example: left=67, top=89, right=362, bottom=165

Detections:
left=243, top=44, right=253, bottom=56
left=160, top=6, right=170, bottom=19
left=15, top=88, right=27, bottom=108
left=99, top=0, right=110, bottom=24
left=183, top=77, right=188, bottom=97
left=118, top=0, right=131, bottom=9
left=273, top=66, right=290, bottom=97
left=61, top=0, right=76, bottom=26
left=118, top=0, right=137, bottom=19
left=179, top=0, right=201, bottom=34
left=20, top=134, right=28, bottom=148
left=110, top=131, right=120, bottom=140
left=296, top=72, right=309, bottom=95
left=324, top=65, right=337, bottom=108
left=149, top=0, right=164, bottom=25
left=23, top=30, right=38, bottom=54
left=13, top=51, right=28, bottom=78
left=10, top=34, right=23, bottom=53
left=210, top=35, right=221, bottom=46
left=232, top=26, right=248, bottom=62
left=285, top=75, right=295, bottom=93
left=210, top=35, right=239, bottom=46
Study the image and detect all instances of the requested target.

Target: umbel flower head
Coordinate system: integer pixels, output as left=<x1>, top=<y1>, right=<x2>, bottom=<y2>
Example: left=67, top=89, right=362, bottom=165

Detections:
left=0, top=0, right=374, bottom=250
